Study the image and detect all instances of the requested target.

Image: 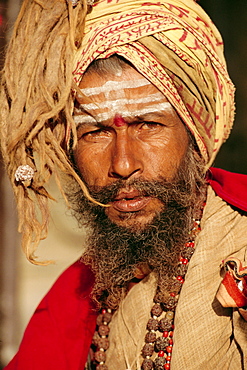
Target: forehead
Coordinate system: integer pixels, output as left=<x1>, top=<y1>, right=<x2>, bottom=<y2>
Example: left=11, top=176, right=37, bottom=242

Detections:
left=75, top=66, right=173, bottom=123
left=78, top=65, right=154, bottom=93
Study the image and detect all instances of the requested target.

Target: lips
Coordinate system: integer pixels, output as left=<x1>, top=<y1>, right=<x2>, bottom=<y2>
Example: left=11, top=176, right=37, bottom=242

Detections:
left=111, top=189, right=151, bottom=212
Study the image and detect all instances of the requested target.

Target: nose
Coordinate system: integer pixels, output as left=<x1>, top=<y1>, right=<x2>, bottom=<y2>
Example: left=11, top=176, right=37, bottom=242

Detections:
left=108, top=132, right=143, bottom=179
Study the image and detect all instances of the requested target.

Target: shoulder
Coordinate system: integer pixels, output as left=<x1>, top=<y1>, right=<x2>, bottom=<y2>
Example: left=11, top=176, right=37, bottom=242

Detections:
left=47, top=259, right=94, bottom=297
left=39, top=259, right=95, bottom=314
left=207, top=167, right=247, bottom=212
left=4, top=261, right=96, bottom=369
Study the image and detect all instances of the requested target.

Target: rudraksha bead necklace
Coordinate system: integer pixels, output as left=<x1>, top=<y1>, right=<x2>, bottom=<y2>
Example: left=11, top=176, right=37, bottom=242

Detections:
left=90, top=308, right=112, bottom=370
left=89, top=206, right=204, bottom=370
left=141, top=216, right=202, bottom=370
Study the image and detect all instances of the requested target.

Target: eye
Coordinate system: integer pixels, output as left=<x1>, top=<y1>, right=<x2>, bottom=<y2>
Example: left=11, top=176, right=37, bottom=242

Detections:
left=140, top=121, right=163, bottom=130
left=80, top=128, right=111, bottom=142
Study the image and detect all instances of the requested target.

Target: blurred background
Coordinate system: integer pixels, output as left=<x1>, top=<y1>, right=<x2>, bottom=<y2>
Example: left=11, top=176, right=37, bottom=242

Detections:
left=0, top=0, right=246, bottom=367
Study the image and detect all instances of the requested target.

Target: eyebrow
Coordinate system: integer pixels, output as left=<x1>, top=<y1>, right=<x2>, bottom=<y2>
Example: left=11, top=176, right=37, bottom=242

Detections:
left=134, top=111, right=171, bottom=121
left=75, top=120, right=105, bottom=131
left=74, top=106, right=173, bottom=129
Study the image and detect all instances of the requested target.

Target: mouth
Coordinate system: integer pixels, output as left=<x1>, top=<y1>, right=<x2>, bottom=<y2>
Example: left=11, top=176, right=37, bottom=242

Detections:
left=111, top=189, right=151, bottom=212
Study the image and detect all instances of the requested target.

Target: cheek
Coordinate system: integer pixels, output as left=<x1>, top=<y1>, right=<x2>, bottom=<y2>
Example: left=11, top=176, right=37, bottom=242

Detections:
left=142, top=133, right=188, bottom=179
left=74, top=146, right=109, bottom=186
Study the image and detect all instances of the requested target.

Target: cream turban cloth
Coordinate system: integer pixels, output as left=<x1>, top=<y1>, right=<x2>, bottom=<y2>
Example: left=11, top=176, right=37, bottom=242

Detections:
left=73, top=0, right=235, bottom=168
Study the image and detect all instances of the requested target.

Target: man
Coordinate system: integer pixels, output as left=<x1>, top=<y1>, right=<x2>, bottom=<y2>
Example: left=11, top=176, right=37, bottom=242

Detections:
left=1, top=0, right=247, bottom=369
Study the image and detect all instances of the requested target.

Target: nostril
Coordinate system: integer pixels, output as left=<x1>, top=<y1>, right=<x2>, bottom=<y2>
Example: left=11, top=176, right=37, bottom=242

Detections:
left=110, top=168, right=141, bottom=180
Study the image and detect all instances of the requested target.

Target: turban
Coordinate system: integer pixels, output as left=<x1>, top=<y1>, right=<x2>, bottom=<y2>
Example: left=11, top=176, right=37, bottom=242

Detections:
left=73, top=0, right=235, bottom=168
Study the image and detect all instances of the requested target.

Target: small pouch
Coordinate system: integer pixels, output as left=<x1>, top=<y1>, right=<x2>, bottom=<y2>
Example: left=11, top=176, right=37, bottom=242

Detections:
left=216, top=257, right=247, bottom=308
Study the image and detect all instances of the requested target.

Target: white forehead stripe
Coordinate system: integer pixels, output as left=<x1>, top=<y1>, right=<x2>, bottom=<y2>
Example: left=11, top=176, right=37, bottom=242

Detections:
left=79, top=78, right=151, bottom=96
left=74, top=77, right=174, bottom=126
left=73, top=102, right=173, bottom=125
left=77, top=93, right=167, bottom=112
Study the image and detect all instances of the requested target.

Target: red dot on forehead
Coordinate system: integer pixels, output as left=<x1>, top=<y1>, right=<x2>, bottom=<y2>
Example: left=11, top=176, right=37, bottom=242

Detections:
left=113, top=114, right=126, bottom=127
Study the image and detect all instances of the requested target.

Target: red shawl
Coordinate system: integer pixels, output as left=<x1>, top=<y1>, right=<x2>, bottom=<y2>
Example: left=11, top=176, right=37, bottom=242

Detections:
left=5, top=262, right=97, bottom=370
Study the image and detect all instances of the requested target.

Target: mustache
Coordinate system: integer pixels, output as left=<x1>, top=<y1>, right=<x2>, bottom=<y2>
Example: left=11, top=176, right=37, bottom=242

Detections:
left=85, top=176, right=193, bottom=208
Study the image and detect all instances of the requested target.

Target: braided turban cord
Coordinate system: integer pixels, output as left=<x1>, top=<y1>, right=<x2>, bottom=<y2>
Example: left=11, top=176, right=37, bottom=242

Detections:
left=0, top=0, right=235, bottom=263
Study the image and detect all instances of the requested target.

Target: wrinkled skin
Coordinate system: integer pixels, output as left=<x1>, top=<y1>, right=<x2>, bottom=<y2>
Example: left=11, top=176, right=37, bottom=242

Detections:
left=74, top=66, right=189, bottom=230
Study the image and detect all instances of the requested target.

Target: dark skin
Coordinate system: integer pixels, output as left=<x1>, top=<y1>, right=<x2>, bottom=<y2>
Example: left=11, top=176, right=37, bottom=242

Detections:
left=74, top=66, right=189, bottom=230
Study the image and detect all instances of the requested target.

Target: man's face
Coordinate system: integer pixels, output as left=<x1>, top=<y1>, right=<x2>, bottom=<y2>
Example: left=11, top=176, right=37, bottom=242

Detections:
left=74, top=66, right=189, bottom=230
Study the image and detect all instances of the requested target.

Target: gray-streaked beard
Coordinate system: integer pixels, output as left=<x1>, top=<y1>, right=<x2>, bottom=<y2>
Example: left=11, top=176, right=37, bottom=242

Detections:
left=67, top=145, right=206, bottom=309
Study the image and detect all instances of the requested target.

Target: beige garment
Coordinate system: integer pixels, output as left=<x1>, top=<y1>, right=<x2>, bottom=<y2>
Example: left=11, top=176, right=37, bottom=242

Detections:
left=106, top=272, right=157, bottom=369
left=106, top=186, right=247, bottom=369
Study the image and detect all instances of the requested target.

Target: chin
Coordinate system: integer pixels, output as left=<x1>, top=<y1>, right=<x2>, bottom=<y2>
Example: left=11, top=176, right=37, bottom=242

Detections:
left=110, top=211, right=158, bottom=231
